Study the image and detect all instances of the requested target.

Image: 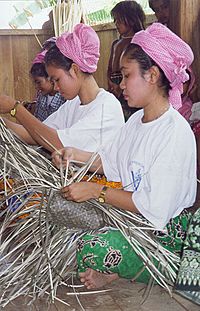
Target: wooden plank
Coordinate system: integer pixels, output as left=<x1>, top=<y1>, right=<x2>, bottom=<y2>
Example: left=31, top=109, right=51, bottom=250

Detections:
left=0, top=29, right=53, bottom=36
left=0, top=36, right=14, bottom=97
left=0, top=32, right=54, bottom=100
left=169, top=0, right=200, bottom=101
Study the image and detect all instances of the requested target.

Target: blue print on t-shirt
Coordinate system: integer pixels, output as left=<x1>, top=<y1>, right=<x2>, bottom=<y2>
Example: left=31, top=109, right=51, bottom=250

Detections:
left=130, top=161, right=144, bottom=192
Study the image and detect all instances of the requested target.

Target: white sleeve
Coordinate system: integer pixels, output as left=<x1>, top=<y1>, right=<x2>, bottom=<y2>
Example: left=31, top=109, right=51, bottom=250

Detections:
left=57, top=100, right=124, bottom=151
left=43, top=103, right=97, bottom=150
left=133, top=131, right=197, bottom=230
left=57, top=111, right=104, bottom=151
left=43, top=102, right=68, bottom=130
left=98, top=128, right=124, bottom=182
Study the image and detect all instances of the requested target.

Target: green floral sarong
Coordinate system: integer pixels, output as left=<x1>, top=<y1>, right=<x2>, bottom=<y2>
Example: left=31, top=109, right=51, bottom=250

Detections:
left=174, top=208, right=200, bottom=305
left=77, top=210, right=192, bottom=284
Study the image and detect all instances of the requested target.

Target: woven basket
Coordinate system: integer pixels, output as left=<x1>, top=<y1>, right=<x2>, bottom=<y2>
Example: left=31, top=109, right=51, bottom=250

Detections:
left=48, top=190, right=105, bottom=230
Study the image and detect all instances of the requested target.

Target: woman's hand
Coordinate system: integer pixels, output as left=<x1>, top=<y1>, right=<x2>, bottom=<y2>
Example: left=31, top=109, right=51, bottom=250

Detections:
left=52, top=147, right=75, bottom=169
left=0, top=95, right=16, bottom=114
left=61, top=182, right=102, bottom=202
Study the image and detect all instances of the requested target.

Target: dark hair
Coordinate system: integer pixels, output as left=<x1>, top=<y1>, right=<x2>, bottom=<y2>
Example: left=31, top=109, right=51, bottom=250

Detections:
left=44, top=45, right=73, bottom=71
left=123, top=43, right=171, bottom=95
left=42, top=40, right=56, bottom=51
left=30, top=62, right=48, bottom=78
left=111, top=1, right=145, bottom=33
left=149, top=0, right=169, bottom=11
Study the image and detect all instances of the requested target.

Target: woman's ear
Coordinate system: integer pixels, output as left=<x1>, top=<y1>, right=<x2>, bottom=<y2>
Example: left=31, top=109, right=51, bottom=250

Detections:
left=145, top=66, right=160, bottom=84
left=70, top=63, right=81, bottom=78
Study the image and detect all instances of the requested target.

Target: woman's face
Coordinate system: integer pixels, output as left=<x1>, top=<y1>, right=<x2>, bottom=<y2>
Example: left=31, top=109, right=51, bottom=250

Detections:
left=114, top=18, right=131, bottom=36
left=151, top=0, right=169, bottom=25
left=33, top=76, right=54, bottom=95
left=46, top=65, right=80, bottom=100
left=120, top=56, right=150, bottom=108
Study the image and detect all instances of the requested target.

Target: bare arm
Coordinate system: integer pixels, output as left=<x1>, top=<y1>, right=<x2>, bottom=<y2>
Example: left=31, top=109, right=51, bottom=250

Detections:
left=61, top=181, right=138, bottom=213
left=14, top=104, right=62, bottom=152
left=0, top=95, right=63, bottom=152
left=52, top=147, right=104, bottom=174
left=53, top=149, right=137, bottom=213
left=3, top=117, right=37, bottom=144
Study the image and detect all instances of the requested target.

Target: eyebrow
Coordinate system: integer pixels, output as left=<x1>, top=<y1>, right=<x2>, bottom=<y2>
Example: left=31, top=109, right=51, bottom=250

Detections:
left=120, top=66, right=128, bottom=71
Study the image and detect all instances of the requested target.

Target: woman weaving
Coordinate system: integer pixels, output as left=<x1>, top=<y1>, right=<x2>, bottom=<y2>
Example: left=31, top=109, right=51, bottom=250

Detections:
left=52, top=23, right=197, bottom=289
left=0, top=24, right=124, bottom=153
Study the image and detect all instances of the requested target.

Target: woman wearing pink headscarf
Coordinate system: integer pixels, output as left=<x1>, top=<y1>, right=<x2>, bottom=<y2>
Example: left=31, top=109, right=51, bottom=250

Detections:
left=52, top=23, right=197, bottom=289
left=0, top=24, right=124, bottom=153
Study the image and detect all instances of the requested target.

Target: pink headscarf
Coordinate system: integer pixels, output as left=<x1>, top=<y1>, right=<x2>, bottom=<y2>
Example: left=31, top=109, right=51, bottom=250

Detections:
left=56, top=23, right=100, bottom=73
left=32, top=49, right=47, bottom=64
left=131, top=23, right=194, bottom=110
left=178, top=67, right=196, bottom=121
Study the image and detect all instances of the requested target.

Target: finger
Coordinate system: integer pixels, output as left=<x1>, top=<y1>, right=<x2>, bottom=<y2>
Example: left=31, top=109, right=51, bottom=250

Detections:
left=61, top=186, right=69, bottom=194
left=62, top=148, right=73, bottom=161
left=52, top=152, right=62, bottom=165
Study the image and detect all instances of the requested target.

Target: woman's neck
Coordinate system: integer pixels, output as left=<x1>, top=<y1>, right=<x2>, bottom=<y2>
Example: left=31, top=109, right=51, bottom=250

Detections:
left=79, top=76, right=100, bottom=105
left=142, top=97, right=170, bottom=123
left=121, top=29, right=135, bottom=39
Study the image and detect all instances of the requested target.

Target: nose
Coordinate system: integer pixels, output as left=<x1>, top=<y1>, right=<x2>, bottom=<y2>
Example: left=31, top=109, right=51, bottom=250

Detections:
left=120, top=77, right=125, bottom=90
left=54, top=82, right=59, bottom=91
left=35, top=84, right=40, bottom=91
left=115, top=20, right=119, bottom=28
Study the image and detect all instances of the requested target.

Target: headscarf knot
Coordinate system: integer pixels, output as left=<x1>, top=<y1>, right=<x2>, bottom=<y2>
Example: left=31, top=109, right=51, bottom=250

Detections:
left=56, top=23, right=100, bottom=73
left=32, top=50, right=47, bottom=64
left=131, top=23, right=194, bottom=110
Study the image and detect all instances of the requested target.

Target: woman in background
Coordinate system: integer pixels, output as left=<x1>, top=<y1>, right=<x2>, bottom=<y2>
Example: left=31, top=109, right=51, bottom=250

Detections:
left=107, top=0, right=145, bottom=120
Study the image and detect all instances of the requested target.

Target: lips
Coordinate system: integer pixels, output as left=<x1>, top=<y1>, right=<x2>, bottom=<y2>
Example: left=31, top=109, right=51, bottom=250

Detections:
left=123, top=94, right=129, bottom=100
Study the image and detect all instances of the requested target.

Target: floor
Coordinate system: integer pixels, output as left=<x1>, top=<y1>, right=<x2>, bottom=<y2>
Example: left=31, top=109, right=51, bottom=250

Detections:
left=3, top=278, right=199, bottom=311
left=3, top=183, right=200, bottom=311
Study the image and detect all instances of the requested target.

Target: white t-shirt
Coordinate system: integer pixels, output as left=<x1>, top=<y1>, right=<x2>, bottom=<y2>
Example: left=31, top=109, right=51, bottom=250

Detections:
left=99, top=106, right=197, bottom=230
left=44, top=89, right=125, bottom=151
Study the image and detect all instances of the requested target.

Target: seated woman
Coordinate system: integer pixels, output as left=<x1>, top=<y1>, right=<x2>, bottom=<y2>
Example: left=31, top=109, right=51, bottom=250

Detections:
left=52, top=23, right=197, bottom=289
left=0, top=24, right=124, bottom=153
left=29, top=49, right=65, bottom=121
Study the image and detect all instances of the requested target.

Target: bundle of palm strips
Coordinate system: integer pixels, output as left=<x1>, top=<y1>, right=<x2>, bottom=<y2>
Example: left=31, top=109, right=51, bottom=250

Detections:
left=0, top=117, right=180, bottom=307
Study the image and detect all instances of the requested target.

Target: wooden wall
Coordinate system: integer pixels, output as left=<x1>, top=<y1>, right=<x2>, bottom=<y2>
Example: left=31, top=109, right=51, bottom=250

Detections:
left=0, top=29, right=53, bottom=101
left=93, top=23, right=118, bottom=89
left=0, top=26, right=116, bottom=101
left=169, top=0, right=200, bottom=101
left=0, top=8, right=199, bottom=101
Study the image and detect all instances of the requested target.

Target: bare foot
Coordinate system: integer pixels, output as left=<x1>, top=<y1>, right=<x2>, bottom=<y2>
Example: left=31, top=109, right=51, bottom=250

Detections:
left=79, top=268, right=119, bottom=289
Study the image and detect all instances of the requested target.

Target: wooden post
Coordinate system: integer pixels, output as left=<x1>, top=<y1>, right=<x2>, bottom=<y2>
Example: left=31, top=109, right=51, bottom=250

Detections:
left=169, top=0, right=200, bottom=101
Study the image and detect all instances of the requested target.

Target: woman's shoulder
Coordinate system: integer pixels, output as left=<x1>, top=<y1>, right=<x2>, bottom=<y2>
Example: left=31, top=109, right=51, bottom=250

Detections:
left=111, top=38, right=120, bottom=48
left=97, top=89, right=121, bottom=104
left=56, top=96, right=80, bottom=112
left=170, top=106, right=193, bottom=129
left=114, top=37, right=132, bottom=50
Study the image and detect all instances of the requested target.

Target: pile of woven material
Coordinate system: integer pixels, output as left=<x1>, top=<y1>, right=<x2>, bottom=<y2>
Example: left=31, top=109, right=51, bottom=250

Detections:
left=0, top=118, right=179, bottom=307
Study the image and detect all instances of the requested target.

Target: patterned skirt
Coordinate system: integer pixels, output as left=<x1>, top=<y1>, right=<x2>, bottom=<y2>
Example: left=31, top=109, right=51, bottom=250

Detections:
left=77, top=209, right=192, bottom=284
left=174, top=208, right=200, bottom=305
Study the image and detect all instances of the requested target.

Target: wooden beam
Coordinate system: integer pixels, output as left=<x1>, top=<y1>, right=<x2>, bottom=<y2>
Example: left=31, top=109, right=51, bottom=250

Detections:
left=169, top=0, right=200, bottom=101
